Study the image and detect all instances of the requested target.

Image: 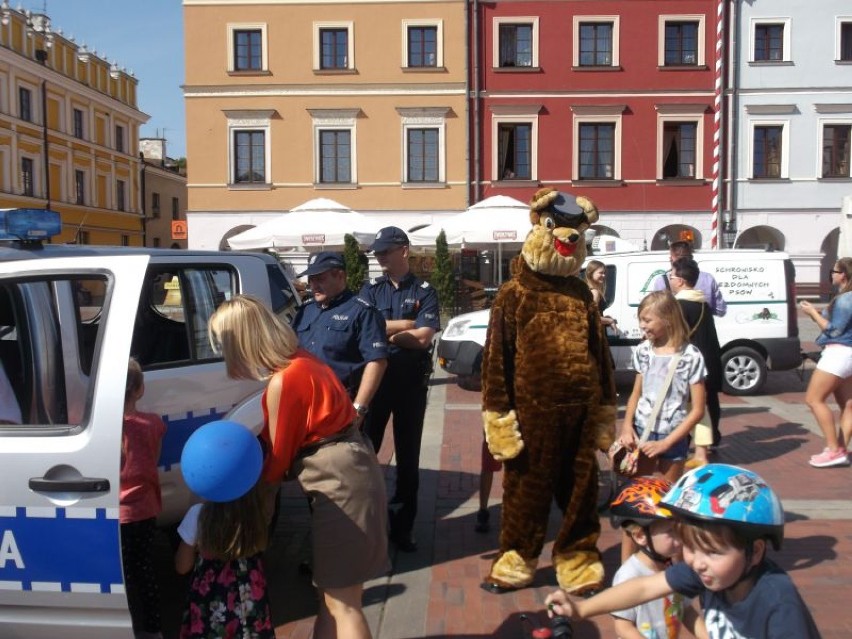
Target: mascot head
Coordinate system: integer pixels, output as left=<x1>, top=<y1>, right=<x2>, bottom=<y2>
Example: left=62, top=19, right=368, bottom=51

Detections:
left=522, top=188, right=599, bottom=277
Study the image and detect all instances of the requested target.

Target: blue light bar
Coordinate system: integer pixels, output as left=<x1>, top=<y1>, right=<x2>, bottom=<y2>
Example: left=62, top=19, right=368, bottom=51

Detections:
left=0, top=208, right=61, bottom=241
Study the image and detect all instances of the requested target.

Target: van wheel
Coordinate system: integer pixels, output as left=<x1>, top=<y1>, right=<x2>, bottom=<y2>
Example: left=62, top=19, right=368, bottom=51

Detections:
left=722, top=347, right=767, bottom=395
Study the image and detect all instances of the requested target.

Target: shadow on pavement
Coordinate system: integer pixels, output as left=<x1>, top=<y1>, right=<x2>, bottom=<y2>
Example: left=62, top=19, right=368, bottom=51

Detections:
left=712, top=421, right=811, bottom=465
left=774, top=535, right=838, bottom=572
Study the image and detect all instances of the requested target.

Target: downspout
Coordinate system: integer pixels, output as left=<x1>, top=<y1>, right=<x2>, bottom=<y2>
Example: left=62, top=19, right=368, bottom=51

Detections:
left=725, top=0, right=741, bottom=247
left=139, top=153, right=148, bottom=247
left=472, top=0, right=481, bottom=204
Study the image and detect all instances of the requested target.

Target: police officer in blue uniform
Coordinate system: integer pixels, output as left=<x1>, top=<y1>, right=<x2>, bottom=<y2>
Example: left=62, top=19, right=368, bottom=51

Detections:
left=360, top=227, right=440, bottom=552
left=293, top=252, right=388, bottom=418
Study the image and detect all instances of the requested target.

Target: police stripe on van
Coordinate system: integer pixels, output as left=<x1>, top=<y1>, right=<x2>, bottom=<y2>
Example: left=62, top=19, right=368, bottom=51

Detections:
left=159, top=406, right=231, bottom=470
left=0, top=506, right=124, bottom=593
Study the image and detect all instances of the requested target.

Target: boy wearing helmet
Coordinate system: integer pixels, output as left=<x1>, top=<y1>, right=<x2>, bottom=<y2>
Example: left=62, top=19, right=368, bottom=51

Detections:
left=609, top=477, right=699, bottom=639
left=546, top=464, right=821, bottom=638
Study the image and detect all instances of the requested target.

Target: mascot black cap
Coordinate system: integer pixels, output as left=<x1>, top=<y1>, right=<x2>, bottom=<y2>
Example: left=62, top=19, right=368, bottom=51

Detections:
left=544, top=191, right=588, bottom=229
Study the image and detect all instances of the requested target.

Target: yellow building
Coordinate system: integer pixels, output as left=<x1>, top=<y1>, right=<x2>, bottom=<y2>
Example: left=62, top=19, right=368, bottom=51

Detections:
left=0, top=4, right=148, bottom=245
left=183, top=0, right=468, bottom=250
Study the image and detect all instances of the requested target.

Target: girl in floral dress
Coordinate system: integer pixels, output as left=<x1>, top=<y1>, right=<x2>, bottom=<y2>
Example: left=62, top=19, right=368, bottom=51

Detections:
left=175, top=481, right=273, bottom=639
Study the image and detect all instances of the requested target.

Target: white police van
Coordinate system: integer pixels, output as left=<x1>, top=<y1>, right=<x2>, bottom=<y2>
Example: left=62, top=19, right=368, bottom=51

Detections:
left=438, top=248, right=801, bottom=395
left=0, top=209, right=300, bottom=637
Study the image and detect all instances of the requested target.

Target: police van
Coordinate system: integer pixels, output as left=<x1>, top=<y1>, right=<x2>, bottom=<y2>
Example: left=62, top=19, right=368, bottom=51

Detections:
left=438, top=247, right=800, bottom=395
left=0, top=209, right=300, bottom=637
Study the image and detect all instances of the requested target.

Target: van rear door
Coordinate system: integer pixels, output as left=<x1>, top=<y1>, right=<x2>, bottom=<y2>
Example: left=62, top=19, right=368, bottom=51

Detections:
left=0, top=255, right=148, bottom=638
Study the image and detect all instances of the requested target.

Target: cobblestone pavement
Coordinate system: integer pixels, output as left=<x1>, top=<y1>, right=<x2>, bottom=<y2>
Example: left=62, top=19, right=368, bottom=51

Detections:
left=154, top=308, right=850, bottom=638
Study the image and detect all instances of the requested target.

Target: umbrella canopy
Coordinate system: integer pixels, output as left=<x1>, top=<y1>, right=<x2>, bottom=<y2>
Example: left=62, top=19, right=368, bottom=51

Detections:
left=227, top=198, right=380, bottom=250
left=408, top=195, right=532, bottom=247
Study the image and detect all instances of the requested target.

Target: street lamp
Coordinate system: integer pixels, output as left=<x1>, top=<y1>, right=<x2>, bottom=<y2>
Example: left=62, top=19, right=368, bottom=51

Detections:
left=25, top=7, right=53, bottom=211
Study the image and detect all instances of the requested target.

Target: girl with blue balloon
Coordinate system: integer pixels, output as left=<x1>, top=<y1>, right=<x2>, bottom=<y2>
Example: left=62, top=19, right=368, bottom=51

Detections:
left=175, top=419, right=273, bottom=638
left=208, top=295, right=389, bottom=639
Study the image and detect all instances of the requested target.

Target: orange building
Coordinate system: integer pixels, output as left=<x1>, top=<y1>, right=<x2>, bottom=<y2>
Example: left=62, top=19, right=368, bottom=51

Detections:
left=183, top=0, right=468, bottom=250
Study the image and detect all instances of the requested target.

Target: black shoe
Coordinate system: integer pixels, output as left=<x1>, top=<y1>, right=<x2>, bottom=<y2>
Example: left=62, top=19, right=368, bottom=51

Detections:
left=391, top=531, right=418, bottom=553
left=474, top=508, right=490, bottom=533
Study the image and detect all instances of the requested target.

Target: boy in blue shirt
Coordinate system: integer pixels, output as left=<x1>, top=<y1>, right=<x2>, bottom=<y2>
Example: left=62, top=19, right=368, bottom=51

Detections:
left=546, top=464, right=821, bottom=638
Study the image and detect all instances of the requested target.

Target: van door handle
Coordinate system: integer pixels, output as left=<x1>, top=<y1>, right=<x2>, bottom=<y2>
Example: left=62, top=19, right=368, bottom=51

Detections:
left=29, top=477, right=111, bottom=493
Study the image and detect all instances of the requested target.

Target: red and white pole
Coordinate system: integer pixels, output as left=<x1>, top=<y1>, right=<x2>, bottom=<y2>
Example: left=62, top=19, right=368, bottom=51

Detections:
left=710, top=0, right=725, bottom=249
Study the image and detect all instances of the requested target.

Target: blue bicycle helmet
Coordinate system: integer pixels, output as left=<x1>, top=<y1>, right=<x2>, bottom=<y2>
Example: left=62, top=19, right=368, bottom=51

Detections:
left=661, top=463, right=784, bottom=550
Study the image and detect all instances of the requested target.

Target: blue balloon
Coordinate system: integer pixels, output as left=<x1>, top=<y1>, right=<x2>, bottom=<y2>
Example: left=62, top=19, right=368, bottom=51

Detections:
left=180, top=420, right=263, bottom=503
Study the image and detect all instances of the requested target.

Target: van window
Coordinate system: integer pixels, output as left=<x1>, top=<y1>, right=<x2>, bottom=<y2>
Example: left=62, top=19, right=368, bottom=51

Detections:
left=132, top=267, right=235, bottom=369
left=0, top=275, right=109, bottom=429
left=266, top=263, right=299, bottom=324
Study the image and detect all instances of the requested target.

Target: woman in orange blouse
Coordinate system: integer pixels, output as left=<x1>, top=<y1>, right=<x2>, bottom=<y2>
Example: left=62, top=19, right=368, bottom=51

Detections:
left=209, top=295, right=388, bottom=639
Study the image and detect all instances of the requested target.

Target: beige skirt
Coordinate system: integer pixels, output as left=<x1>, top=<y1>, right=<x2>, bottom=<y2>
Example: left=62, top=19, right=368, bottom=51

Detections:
left=292, top=427, right=390, bottom=589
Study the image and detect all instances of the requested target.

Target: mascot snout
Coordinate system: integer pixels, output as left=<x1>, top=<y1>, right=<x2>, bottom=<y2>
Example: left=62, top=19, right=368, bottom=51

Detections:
left=553, top=230, right=581, bottom=257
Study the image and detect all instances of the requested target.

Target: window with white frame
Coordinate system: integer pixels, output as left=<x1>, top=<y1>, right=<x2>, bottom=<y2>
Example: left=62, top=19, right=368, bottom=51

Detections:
left=75, top=169, right=86, bottom=205
left=309, top=108, right=358, bottom=185
left=227, top=23, right=268, bottom=72
left=397, top=107, right=448, bottom=184
left=18, top=86, right=32, bottom=122
left=21, top=156, right=34, bottom=196
left=224, top=110, right=274, bottom=186
left=490, top=105, right=540, bottom=180
left=751, top=123, right=786, bottom=179
left=822, top=123, right=851, bottom=178
left=115, top=124, right=125, bottom=153
left=574, top=16, right=619, bottom=67
left=572, top=105, right=624, bottom=181
left=837, top=19, right=852, bottom=62
left=659, top=15, right=705, bottom=67
left=751, top=18, right=791, bottom=62
left=314, top=22, right=354, bottom=71
left=73, top=107, right=85, bottom=139
left=116, top=179, right=126, bottom=211
left=493, top=17, right=539, bottom=68
left=655, top=105, right=705, bottom=180
left=403, top=20, right=442, bottom=68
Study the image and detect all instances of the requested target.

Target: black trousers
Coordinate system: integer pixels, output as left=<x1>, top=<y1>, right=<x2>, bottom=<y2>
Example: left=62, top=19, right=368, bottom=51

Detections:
left=121, top=517, right=161, bottom=634
left=364, top=360, right=428, bottom=537
left=707, top=387, right=722, bottom=445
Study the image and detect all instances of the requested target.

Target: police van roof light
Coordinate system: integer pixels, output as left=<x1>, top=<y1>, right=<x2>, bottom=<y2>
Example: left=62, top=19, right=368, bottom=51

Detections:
left=0, top=208, right=61, bottom=242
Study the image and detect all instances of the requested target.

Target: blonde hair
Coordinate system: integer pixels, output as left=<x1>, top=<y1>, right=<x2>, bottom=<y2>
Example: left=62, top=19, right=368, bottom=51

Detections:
left=125, top=357, right=143, bottom=401
left=584, top=260, right=606, bottom=299
left=208, top=294, right=299, bottom=380
left=638, top=290, right=689, bottom=350
left=197, top=481, right=269, bottom=561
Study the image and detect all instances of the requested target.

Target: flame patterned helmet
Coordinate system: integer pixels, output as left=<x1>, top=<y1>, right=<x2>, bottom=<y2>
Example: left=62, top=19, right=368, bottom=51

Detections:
left=610, top=477, right=674, bottom=529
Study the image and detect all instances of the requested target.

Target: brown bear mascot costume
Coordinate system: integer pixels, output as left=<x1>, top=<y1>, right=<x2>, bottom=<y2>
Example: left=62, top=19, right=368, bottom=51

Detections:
left=481, top=187, right=616, bottom=595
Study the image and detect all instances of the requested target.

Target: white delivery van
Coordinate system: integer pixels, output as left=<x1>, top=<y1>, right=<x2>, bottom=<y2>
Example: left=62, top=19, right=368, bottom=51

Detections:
left=438, top=248, right=800, bottom=395
left=0, top=209, right=300, bottom=638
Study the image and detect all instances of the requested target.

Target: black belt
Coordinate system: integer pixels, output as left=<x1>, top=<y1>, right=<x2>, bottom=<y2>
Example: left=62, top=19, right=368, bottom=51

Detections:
left=297, top=423, right=358, bottom=458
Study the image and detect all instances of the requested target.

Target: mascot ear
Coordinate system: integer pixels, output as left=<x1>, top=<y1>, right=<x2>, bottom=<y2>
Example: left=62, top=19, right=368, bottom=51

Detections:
left=530, top=187, right=558, bottom=212
left=576, top=195, right=599, bottom=226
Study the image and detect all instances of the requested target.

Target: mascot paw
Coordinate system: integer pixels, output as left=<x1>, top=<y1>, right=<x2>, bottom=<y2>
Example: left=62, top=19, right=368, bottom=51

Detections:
left=553, top=550, right=604, bottom=596
left=589, top=404, right=617, bottom=451
left=483, top=410, right=523, bottom=461
left=484, top=550, right=538, bottom=592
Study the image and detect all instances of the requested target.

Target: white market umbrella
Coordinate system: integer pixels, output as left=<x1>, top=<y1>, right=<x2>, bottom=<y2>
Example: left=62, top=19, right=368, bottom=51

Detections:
left=227, top=198, right=379, bottom=250
left=409, top=195, right=531, bottom=283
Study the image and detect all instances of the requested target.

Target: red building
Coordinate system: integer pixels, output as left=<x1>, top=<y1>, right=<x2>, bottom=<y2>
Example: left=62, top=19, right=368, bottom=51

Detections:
left=469, top=0, right=719, bottom=253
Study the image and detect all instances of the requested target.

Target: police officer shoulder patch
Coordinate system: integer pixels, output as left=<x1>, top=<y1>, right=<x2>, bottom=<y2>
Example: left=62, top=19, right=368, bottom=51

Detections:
left=420, top=281, right=430, bottom=288
left=355, top=297, right=373, bottom=307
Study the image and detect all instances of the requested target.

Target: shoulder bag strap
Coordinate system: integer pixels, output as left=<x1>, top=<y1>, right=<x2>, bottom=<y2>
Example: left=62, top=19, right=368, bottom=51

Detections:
left=639, top=352, right=682, bottom=444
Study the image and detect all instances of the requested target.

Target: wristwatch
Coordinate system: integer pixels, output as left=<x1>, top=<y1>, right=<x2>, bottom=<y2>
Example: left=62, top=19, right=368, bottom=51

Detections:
left=353, top=402, right=369, bottom=416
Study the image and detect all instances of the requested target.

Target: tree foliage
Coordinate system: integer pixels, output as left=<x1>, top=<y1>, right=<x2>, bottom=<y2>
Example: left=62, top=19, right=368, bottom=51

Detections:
left=432, top=230, right=456, bottom=315
left=343, top=233, right=368, bottom=293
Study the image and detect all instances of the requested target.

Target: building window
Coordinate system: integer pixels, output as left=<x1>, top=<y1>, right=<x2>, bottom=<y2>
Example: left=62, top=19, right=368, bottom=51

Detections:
left=823, top=124, right=851, bottom=178
left=319, top=130, right=351, bottom=183
left=664, top=21, right=699, bottom=65
left=320, top=28, right=349, bottom=69
left=497, top=124, right=532, bottom=179
left=499, top=24, right=533, bottom=67
left=115, top=125, right=125, bottom=153
left=19, top=87, right=32, bottom=122
left=838, top=21, right=852, bottom=61
left=755, top=23, right=784, bottom=61
left=234, top=29, right=262, bottom=71
left=21, top=157, right=34, bottom=196
left=227, top=23, right=267, bottom=72
left=406, top=128, right=439, bottom=182
left=233, top=130, right=266, bottom=183
left=73, top=108, right=84, bottom=139
left=172, top=197, right=179, bottom=220
left=578, top=123, right=615, bottom=180
left=152, top=237, right=161, bottom=248
left=121, top=235, right=129, bottom=246
left=662, top=123, right=697, bottom=178
left=116, top=179, right=126, bottom=211
left=75, top=169, right=85, bottom=205
left=78, top=230, right=90, bottom=245
left=152, top=192, right=161, bottom=218
left=753, top=125, right=783, bottom=178
left=579, top=22, right=613, bottom=66
left=407, top=26, right=438, bottom=68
